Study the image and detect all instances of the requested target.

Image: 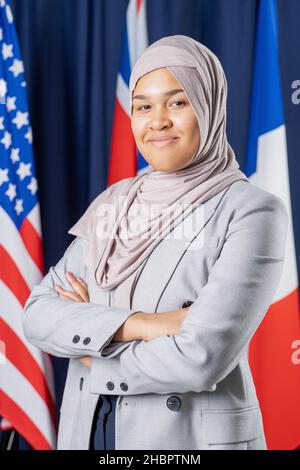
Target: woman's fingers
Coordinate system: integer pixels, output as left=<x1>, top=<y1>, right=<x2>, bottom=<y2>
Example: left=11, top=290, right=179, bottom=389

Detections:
left=77, top=277, right=88, bottom=288
left=54, top=285, right=83, bottom=302
left=54, top=271, right=89, bottom=303
left=79, top=356, right=92, bottom=368
left=65, top=272, right=90, bottom=302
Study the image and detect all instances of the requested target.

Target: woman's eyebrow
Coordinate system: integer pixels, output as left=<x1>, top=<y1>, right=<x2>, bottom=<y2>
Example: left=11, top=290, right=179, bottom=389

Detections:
left=132, top=88, right=184, bottom=101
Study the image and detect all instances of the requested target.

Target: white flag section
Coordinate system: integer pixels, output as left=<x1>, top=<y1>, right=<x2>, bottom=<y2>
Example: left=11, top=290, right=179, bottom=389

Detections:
left=251, top=125, right=298, bottom=300
left=246, top=0, right=300, bottom=450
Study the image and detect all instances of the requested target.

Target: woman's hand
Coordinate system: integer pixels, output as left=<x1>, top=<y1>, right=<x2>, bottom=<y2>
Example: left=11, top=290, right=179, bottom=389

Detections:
left=54, top=272, right=91, bottom=368
left=54, top=271, right=89, bottom=302
left=142, top=307, right=190, bottom=342
left=79, top=356, right=92, bottom=368
left=113, top=307, right=190, bottom=344
left=79, top=308, right=190, bottom=369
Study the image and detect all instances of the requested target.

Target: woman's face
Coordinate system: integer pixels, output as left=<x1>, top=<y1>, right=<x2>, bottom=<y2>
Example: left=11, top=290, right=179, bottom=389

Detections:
left=131, top=67, right=200, bottom=172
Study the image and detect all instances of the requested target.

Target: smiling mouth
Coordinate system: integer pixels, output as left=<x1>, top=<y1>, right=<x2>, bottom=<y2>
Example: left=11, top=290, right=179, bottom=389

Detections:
left=148, top=138, right=179, bottom=147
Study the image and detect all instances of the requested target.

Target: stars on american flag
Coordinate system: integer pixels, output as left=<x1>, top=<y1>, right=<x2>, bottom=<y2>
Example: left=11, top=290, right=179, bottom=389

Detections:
left=10, top=147, right=20, bottom=163
left=1, top=130, right=11, bottom=148
left=27, top=176, right=38, bottom=195
left=0, top=6, right=37, bottom=223
left=16, top=161, right=31, bottom=180
left=9, top=58, right=24, bottom=77
left=5, top=182, right=16, bottom=201
left=0, top=167, right=9, bottom=185
left=12, top=110, right=29, bottom=129
left=0, top=77, right=7, bottom=102
left=2, top=41, right=13, bottom=60
left=6, top=95, right=16, bottom=112
left=14, top=198, right=23, bottom=215
left=25, top=126, right=33, bottom=144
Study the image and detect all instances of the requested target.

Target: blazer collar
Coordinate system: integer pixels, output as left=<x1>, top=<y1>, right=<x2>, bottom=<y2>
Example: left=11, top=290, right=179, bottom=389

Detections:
left=130, top=183, right=233, bottom=312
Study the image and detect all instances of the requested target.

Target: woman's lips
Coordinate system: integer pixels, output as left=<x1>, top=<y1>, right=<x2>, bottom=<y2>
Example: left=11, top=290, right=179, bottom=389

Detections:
left=148, top=137, right=179, bottom=147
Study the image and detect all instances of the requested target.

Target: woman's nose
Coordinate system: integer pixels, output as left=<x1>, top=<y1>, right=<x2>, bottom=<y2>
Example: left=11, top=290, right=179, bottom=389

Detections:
left=149, top=122, right=170, bottom=131
left=148, top=114, right=172, bottom=130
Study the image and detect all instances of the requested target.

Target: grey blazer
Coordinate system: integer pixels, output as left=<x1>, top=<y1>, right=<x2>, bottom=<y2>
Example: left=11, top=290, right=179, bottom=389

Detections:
left=23, top=180, right=288, bottom=450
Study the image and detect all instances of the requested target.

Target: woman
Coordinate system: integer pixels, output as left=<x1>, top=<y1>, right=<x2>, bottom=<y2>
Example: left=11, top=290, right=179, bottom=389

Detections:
left=23, top=35, right=287, bottom=450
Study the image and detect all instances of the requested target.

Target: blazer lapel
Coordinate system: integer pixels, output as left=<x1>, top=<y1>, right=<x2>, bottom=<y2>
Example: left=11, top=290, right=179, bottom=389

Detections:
left=131, top=186, right=230, bottom=312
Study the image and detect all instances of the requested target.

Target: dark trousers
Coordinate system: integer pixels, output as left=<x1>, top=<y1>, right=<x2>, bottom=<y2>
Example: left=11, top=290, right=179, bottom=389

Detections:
left=90, top=395, right=118, bottom=450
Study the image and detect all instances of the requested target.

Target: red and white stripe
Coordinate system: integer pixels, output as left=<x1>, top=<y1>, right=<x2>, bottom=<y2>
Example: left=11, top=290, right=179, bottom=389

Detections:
left=0, top=203, right=57, bottom=449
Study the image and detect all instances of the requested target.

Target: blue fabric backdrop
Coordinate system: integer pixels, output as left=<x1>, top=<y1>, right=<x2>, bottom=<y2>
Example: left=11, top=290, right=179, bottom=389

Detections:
left=6, top=0, right=300, bottom=445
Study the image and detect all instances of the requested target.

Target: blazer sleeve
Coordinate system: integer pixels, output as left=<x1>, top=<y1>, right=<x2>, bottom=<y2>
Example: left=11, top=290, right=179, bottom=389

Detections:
left=22, top=237, right=140, bottom=358
left=89, top=192, right=288, bottom=396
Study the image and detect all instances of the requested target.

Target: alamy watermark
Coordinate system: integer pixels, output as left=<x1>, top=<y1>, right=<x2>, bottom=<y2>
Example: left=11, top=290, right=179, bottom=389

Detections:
left=93, top=198, right=210, bottom=250
left=291, top=80, right=300, bottom=104
left=291, top=339, right=300, bottom=365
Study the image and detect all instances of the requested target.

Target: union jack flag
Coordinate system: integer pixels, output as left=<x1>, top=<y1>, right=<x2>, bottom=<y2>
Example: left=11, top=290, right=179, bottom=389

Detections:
left=0, top=0, right=56, bottom=449
left=108, top=0, right=149, bottom=185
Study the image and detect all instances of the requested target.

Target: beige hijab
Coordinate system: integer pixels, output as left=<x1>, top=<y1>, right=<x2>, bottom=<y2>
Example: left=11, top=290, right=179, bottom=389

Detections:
left=68, top=35, right=249, bottom=290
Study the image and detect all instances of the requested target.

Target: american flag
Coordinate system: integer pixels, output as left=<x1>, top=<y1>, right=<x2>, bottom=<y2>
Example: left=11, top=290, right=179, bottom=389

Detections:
left=0, top=0, right=56, bottom=449
left=108, top=0, right=149, bottom=185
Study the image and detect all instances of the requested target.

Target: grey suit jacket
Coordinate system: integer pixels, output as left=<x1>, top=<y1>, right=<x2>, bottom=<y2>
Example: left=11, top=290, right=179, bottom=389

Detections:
left=23, top=180, right=288, bottom=450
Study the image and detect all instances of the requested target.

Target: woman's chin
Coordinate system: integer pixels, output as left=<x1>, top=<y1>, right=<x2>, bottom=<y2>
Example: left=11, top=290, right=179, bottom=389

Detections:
left=146, top=159, right=180, bottom=173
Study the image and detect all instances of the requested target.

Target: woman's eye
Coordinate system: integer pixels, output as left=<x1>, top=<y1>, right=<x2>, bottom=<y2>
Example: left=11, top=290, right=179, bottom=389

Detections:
left=137, top=105, right=150, bottom=111
left=170, top=100, right=184, bottom=107
left=137, top=100, right=185, bottom=111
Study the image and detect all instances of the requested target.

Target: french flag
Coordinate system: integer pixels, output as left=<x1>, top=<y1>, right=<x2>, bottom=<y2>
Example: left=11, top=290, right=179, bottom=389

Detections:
left=108, top=0, right=149, bottom=185
left=247, top=0, right=300, bottom=450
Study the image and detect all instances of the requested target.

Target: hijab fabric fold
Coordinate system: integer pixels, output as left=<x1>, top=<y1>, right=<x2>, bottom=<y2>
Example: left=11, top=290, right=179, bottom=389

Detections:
left=68, top=35, right=249, bottom=290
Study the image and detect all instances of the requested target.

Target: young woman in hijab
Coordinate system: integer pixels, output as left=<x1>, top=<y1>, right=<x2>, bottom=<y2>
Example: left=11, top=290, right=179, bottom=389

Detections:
left=23, top=35, right=287, bottom=450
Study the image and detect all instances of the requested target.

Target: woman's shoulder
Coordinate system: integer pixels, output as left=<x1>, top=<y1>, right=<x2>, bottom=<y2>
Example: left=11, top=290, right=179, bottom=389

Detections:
left=64, top=235, right=88, bottom=256
left=225, top=180, right=287, bottom=219
left=67, top=176, right=137, bottom=239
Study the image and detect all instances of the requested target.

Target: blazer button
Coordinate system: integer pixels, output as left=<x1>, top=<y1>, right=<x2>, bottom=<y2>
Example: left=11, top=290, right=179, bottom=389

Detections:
left=79, top=377, right=84, bottom=391
left=72, top=335, right=80, bottom=343
left=166, top=395, right=181, bottom=411
left=83, top=337, right=91, bottom=345
left=182, top=300, right=193, bottom=308
left=106, top=381, right=115, bottom=391
left=120, top=382, right=128, bottom=391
